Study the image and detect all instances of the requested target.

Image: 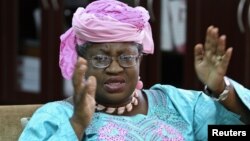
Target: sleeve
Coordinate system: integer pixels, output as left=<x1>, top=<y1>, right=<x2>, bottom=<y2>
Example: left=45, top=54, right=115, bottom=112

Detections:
left=194, top=77, right=250, bottom=140
left=229, top=78, right=250, bottom=111
left=18, top=102, right=80, bottom=141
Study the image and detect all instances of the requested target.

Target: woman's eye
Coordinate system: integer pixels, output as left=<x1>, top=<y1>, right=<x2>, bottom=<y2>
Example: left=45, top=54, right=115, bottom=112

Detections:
left=93, top=55, right=109, bottom=61
left=120, top=55, right=134, bottom=61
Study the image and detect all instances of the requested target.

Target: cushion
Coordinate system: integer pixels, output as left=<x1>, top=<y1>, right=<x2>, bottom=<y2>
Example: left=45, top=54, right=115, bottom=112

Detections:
left=0, top=104, right=41, bottom=141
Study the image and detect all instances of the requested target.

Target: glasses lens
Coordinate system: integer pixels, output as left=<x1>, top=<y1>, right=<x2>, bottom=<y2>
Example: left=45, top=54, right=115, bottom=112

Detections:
left=92, top=55, right=110, bottom=68
left=119, top=55, right=138, bottom=67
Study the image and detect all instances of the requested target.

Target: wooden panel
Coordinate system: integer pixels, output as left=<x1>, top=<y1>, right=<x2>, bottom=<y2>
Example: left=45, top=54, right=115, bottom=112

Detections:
left=140, top=0, right=162, bottom=88
left=0, top=0, right=65, bottom=105
left=0, top=0, right=18, bottom=104
left=184, top=0, right=250, bottom=89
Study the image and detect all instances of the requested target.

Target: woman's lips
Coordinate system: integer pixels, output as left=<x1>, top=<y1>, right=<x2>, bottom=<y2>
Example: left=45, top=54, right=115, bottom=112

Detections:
left=104, top=78, right=126, bottom=93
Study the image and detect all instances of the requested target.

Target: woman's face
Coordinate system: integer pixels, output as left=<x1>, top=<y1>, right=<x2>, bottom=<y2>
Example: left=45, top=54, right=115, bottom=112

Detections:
left=84, top=42, right=142, bottom=106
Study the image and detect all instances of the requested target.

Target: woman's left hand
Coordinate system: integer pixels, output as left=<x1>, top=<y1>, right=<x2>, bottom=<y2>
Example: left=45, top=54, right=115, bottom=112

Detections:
left=194, top=25, right=233, bottom=94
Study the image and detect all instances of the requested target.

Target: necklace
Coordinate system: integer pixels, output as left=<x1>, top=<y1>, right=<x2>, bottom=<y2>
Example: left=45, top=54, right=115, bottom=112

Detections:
left=95, top=90, right=139, bottom=115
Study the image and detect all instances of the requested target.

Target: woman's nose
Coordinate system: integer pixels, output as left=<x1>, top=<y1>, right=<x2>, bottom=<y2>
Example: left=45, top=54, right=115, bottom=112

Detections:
left=105, top=59, right=123, bottom=73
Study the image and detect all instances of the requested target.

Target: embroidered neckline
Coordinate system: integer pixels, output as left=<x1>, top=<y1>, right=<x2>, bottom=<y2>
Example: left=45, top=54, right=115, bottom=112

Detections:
left=95, top=90, right=139, bottom=115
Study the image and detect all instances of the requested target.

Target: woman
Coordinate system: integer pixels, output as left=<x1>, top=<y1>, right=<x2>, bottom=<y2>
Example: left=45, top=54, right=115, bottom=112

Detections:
left=19, top=0, right=250, bottom=140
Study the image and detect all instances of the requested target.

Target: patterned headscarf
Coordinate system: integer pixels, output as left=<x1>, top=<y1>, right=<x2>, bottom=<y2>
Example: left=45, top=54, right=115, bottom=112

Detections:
left=59, top=0, right=154, bottom=79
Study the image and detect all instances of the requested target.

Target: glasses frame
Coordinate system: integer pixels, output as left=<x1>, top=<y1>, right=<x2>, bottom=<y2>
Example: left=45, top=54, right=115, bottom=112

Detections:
left=87, top=54, right=142, bottom=69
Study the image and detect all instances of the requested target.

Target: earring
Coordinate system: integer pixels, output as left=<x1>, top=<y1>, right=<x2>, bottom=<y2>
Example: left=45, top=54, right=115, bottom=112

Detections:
left=136, top=76, right=143, bottom=90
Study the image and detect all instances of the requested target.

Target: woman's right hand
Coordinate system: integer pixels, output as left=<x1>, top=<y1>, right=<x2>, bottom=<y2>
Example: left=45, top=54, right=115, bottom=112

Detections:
left=70, top=57, right=97, bottom=140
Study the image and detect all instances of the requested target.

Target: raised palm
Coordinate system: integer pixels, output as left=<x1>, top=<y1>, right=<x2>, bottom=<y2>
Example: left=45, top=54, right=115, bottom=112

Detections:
left=194, top=26, right=233, bottom=93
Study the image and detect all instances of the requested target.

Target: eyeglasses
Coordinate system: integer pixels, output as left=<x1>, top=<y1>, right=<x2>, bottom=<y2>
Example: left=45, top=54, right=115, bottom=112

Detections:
left=88, top=54, right=141, bottom=69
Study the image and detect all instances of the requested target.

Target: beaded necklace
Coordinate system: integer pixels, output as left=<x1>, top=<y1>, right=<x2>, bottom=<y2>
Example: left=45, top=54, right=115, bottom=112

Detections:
left=95, top=90, right=139, bottom=115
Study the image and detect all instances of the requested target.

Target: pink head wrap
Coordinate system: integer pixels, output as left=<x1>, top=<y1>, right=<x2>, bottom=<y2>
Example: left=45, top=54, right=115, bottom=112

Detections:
left=59, top=0, right=154, bottom=79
